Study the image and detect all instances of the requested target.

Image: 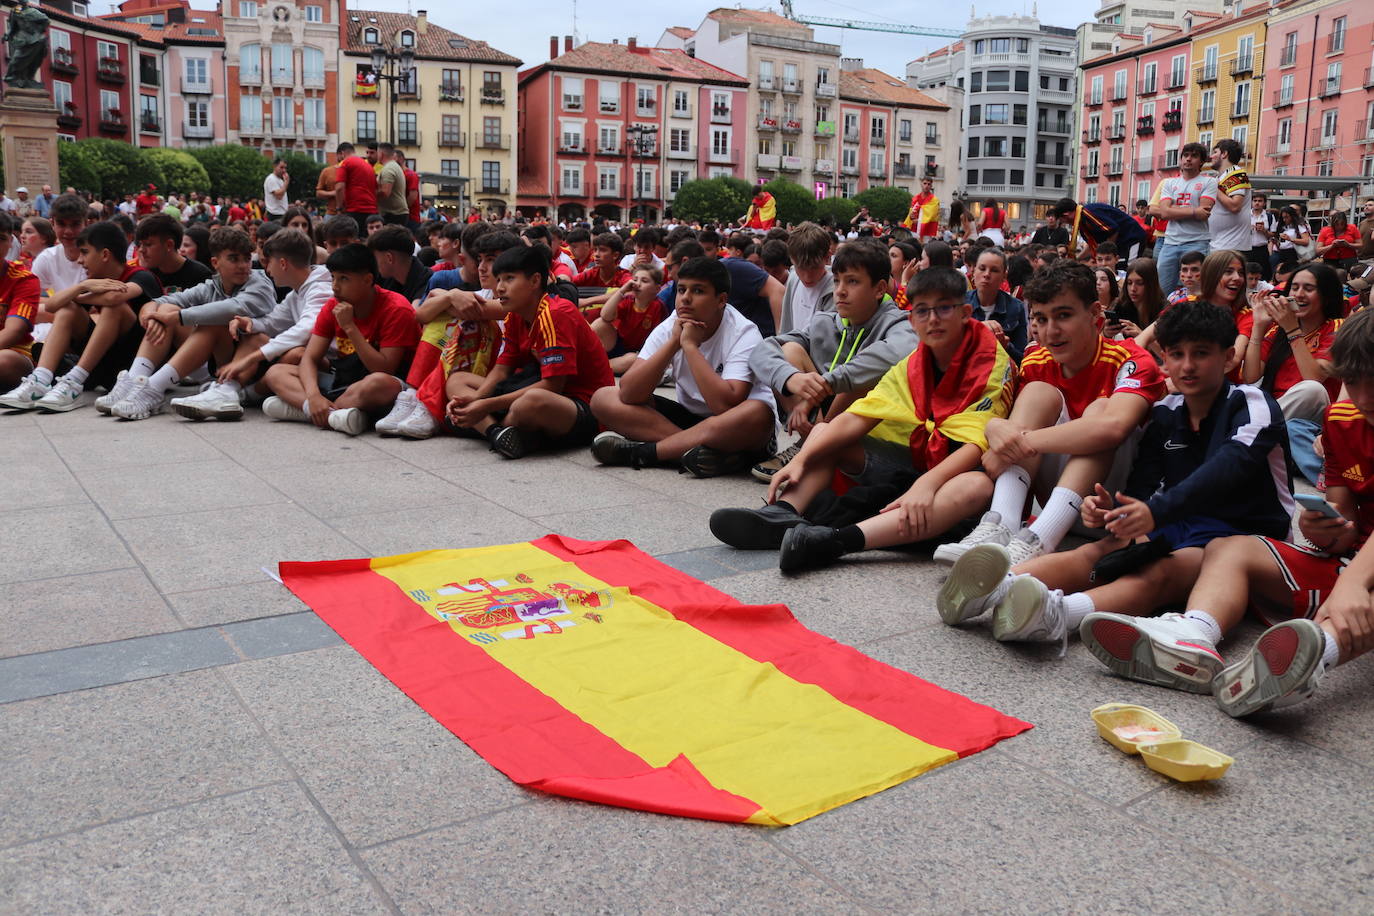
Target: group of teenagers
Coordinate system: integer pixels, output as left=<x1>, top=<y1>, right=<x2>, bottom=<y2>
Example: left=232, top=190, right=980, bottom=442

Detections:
left=0, top=186, right=1371, bottom=724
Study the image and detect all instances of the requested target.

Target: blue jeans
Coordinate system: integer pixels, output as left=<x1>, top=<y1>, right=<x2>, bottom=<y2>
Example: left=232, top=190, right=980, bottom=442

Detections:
left=1155, top=238, right=1211, bottom=299
left=1287, top=417, right=1323, bottom=486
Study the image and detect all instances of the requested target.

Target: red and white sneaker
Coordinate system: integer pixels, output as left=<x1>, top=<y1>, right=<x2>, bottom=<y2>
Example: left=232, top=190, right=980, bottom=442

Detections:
left=1079, top=612, right=1224, bottom=694
left=1213, top=619, right=1326, bottom=718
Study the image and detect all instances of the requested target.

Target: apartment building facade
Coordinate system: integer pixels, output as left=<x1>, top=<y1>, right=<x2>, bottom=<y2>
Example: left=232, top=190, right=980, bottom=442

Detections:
left=833, top=64, right=955, bottom=200
left=341, top=9, right=520, bottom=214
left=517, top=37, right=749, bottom=221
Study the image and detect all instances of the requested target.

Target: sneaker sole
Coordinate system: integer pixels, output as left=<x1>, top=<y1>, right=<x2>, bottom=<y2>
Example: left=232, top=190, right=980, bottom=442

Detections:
left=991, top=577, right=1050, bottom=642
left=36, top=398, right=87, bottom=413
left=491, top=428, right=525, bottom=459
left=171, top=402, right=242, bottom=421
left=708, top=506, right=802, bottom=550
left=778, top=525, right=808, bottom=573
left=1081, top=614, right=1219, bottom=693
left=0, top=399, right=44, bottom=411
left=590, top=432, right=632, bottom=466
left=1213, top=619, right=1324, bottom=717
left=396, top=427, right=434, bottom=440
left=331, top=412, right=368, bottom=436
left=113, top=405, right=165, bottom=421
left=749, top=464, right=778, bottom=483
left=936, top=544, right=1011, bottom=625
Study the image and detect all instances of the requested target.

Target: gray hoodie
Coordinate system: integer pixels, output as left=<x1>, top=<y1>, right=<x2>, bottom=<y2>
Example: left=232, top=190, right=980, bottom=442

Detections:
left=776, top=270, right=834, bottom=335
left=253, top=265, right=335, bottom=361
left=156, top=269, right=277, bottom=328
left=750, top=297, right=918, bottom=395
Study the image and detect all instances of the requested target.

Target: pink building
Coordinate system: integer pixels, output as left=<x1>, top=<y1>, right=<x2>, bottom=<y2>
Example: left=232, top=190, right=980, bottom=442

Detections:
left=1257, top=0, right=1374, bottom=182
left=835, top=66, right=951, bottom=197
left=516, top=37, right=749, bottom=222
left=1078, top=25, right=1194, bottom=207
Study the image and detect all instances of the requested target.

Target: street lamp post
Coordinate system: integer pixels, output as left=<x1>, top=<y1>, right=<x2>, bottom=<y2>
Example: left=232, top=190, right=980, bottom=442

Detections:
left=626, top=123, right=658, bottom=222
left=369, top=45, right=416, bottom=146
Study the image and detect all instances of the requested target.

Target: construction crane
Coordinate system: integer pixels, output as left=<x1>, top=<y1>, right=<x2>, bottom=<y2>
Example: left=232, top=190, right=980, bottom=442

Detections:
left=779, top=0, right=963, bottom=38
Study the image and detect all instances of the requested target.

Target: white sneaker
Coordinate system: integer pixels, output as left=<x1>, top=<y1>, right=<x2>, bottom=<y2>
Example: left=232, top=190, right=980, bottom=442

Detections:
left=0, top=374, right=51, bottom=410
left=95, top=370, right=136, bottom=414
left=991, top=577, right=1068, bottom=645
left=1006, top=528, right=1046, bottom=567
left=1079, top=612, right=1224, bottom=694
left=327, top=407, right=368, bottom=436
left=110, top=377, right=166, bottom=420
left=262, top=396, right=308, bottom=422
left=170, top=384, right=244, bottom=421
left=1213, top=618, right=1326, bottom=717
left=933, top=511, right=1012, bottom=565
left=35, top=375, right=86, bottom=412
left=375, top=388, right=417, bottom=436
left=936, top=543, right=1012, bottom=625
left=395, top=401, right=436, bottom=439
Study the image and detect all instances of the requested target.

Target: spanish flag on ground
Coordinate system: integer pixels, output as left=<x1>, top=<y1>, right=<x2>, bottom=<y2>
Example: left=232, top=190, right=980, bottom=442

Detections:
left=281, top=535, right=1030, bottom=825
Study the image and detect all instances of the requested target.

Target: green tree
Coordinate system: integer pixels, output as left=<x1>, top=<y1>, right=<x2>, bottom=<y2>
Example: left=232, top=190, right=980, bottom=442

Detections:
left=277, top=150, right=324, bottom=207
left=813, top=196, right=859, bottom=228
left=187, top=144, right=271, bottom=201
left=671, top=177, right=752, bottom=225
left=852, top=185, right=913, bottom=225
left=761, top=178, right=816, bottom=227
left=57, top=138, right=158, bottom=200
left=141, top=148, right=211, bottom=196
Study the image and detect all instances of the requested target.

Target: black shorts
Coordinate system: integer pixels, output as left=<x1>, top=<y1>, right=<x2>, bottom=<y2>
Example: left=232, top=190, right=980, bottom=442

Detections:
left=87, top=320, right=147, bottom=392
left=548, top=396, right=599, bottom=449
left=651, top=394, right=706, bottom=430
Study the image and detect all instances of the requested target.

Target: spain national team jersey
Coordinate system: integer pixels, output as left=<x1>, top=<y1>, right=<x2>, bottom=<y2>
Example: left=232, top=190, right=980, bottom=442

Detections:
left=1019, top=336, right=1165, bottom=419
left=497, top=295, right=614, bottom=404
left=1320, top=400, right=1374, bottom=546
left=0, top=259, right=40, bottom=358
left=1259, top=318, right=1343, bottom=401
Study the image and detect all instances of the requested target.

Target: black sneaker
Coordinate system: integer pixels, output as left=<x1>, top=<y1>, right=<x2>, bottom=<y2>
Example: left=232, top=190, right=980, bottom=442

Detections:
left=679, top=445, right=752, bottom=478
left=708, top=503, right=806, bottom=550
left=487, top=425, right=526, bottom=459
left=779, top=524, right=846, bottom=573
left=591, top=431, right=656, bottom=468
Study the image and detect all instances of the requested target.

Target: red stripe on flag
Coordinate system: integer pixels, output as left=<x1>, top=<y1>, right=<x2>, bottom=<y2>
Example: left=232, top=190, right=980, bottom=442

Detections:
left=279, top=556, right=763, bottom=823
left=534, top=535, right=1032, bottom=756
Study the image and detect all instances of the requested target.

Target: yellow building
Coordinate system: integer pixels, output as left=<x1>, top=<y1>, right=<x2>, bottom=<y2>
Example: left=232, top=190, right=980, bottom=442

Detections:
left=1184, top=5, right=1267, bottom=159
left=341, top=9, right=521, bottom=215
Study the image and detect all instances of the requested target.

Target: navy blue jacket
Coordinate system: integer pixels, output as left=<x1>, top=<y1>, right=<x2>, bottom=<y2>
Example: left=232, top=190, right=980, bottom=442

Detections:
left=1125, top=382, right=1294, bottom=539
left=966, top=288, right=1028, bottom=362
left=1081, top=203, right=1149, bottom=251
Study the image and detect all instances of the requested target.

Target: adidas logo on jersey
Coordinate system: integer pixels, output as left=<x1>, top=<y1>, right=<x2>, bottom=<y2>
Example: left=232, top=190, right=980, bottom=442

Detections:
left=1343, top=464, right=1365, bottom=483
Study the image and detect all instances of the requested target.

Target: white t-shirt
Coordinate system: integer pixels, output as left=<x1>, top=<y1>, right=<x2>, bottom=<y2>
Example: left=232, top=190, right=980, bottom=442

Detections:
left=264, top=173, right=289, bottom=216
left=789, top=277, right=827, bottom=331
left=618, top=252, right=665, bottom=271
left=1208, top=166, right=1252, bottom=251
left=32, top=244, right=86, bottom=296
left=1158, top=172, right=1219, bottom=245
left=637, top=305, right=776, bottom=417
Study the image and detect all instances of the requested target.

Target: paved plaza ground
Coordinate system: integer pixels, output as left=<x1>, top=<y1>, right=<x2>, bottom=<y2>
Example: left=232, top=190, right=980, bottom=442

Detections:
left=2, top=399, right=1373, bottom=914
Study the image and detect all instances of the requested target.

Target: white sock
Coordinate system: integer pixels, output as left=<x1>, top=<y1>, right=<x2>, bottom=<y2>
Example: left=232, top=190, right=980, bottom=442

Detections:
left=1183, top=609, right=1224, bottom=644
left=990, top=466, right=1031, bottom=528
left=147, top=364, right=179, bottom=394
left=32, top=366, right=53, bottom=385
left=130, top=356, right=156, bottom=378
left=63, top=365, right=89, bottom=387
left=1321, top=629, right=1340, bottom=670
left=1027, top=487, right=1084, bottom=551
left=1061, top=592, right=1096, bottom=629
left=218, top=380, right=242, bottom=395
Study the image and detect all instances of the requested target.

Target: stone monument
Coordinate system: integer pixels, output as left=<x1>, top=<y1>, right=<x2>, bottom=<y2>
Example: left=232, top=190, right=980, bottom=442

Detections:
left=0, top=0, right=59, bottom=198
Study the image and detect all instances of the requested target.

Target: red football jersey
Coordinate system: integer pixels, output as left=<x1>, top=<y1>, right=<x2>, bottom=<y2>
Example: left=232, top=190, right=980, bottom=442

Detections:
left=613, top=297, right=667, bottom=351
left=1259, top=318, right=1342, bottom=401
left=0, top=259, right=40, bottom=358
left=1019, top=336, right=1165, bottom=420
left=496, top=295, right=613, bottom=403
left=1321, top=401, right=1374, bottom=547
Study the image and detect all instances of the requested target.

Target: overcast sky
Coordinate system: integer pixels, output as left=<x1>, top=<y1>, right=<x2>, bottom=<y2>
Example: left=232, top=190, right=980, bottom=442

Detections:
left=160, top=0, right=1103, bottom=78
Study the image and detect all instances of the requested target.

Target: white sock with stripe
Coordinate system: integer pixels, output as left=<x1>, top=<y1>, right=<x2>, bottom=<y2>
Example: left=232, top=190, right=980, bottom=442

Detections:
left=990, top=466, right=1031, bottom=528
left=1183, top=609, right=1224, bottom=644
left=1027, top=487, right=1084, bottom=551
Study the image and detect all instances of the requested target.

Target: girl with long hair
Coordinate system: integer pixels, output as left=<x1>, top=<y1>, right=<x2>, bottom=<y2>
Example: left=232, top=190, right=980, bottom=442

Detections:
left=977, top=197, right=1006, bottom=247
left=18, top=216, right=55, bottom=265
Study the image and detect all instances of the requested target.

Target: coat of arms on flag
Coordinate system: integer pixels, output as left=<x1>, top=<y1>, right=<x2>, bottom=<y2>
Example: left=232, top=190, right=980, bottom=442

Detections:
left=281, top=535, right=1031, bottom=825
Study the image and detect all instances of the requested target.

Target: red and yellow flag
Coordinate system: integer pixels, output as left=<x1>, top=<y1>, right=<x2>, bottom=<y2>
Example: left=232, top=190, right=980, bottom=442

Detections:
left=281, top=535, right=1030, bottom=825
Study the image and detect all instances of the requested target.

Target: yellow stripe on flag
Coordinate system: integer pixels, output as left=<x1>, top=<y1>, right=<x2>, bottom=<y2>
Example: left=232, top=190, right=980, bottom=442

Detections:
left=371, top=544, right=957, bottom=825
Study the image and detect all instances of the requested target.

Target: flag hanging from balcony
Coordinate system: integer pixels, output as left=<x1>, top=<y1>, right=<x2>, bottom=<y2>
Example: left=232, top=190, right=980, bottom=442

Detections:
left=279, top=535, right=1031, bottom=826
left=355, top=69, right=378, bottom=97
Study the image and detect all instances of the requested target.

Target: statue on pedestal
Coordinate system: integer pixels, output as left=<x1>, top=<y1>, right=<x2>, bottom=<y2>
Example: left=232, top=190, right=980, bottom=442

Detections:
left=3, top=0, right=49, bottom=91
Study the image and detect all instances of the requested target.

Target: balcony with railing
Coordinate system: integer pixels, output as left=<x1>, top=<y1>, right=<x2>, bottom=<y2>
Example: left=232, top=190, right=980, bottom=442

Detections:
left=757, top=74, right=775, bottom=91
left=96, top=57, right=125, bottom=83
left=302, top=120, right=326, bottom=139
left=924, top=131, right=940, bottom=146
left=558, top=182, right=582, bottom=197
left=781, top=78, right=801, bottom=94
left=183, top=121, right=213, bottom=139
left=1232, top=99, right=1251, bottom=119
left=139, top=112, right=161, bottom=134
left=780, top=155, right=803, bottom=172
left=1358, top=120, right=1374, bottom=143
left=710, top=104, right=731, bottom=123
left=1229, top=55, right=1253, bottom=77
left=270, top=120, right=295, bottom=139
left=783, top=119, right=802, bottom=134
left=869, top=132, right=885, bottom=146
left=303, top=70, right=325, bottom=90
left=636, top=99, right=656, bottom=116
left=477, top=181, right=510, bottom=195
left=1162, top=110, right=1183, bottom=131
left=1366, top=68, right=1374, bottom=89
left=240, top=120, right=265, bottom=137
left=1133, top=156, right=1154, bottom=173
left=757, top=115, right=778, bottom=131
left=1036, top=152, right=1069, bottom=167
left=1137, top=114, right=1154, bottom=135
left=1106, top=123, right=1126, bottom=141
left=99, top=109, right=128, bottom=133
left=1137, top=76, right=1157, bottom=96
left=181, top=74, right=211, bottom=94
left=707, top=146, right=738, bottom=164
left=1266, top=135, right=1293, bottom=157
left=893, top=162, right=916, bottom=178
left=1105, top=159, right=1124, bottom=176
left=1317, top=76, right=1340, bottom=99
left=1194, top=62, right=1218, bottom=84
left=1109, top=85, right=1127, bottom=102
left=57, top=103, right=81, bottom=130
left=666, top=143, right=694, bottom=159
left=1273, top=88, right=1294, bottom=109
left=815, top=82, right=837, bottom=98
left=866, top=161, right=886, bottom=178
left=815, top=121, right=835, bottom=138
left=51, top=47, right=77, bottom=75
left=1084, top=92, right=1103, bottom=108
left=239, top=67, right=262, bottom=86
left=1307, top=127, right=1339, bottom=151
left=814, top=158, right=834, bottom=173
left=1196, top=106, right=1215, bottom=126
left=554, top=137, right=582, bottom=153
left=757, top=153, right=780, bottom=169
left=1157, top=152, right=1180, bottom=170
left=439, top=82, right=464, bottom=102
left=1082, top=162, right=1099, bottom=179
left=396, top=131, right=419, bottom=148
left=1280, top=46, right=1297, bottom=68
left=1165, top=71, right=1187, bottom=90
left=481, top=87, right=506, bottom=105
left=628, top=141, right=657, bottom=158
left=270, top=67, right=293, bottom=87
left=1326, top=33, right=1344, bottom=54
left=840, top=160, right=859, bottom=176
left=843, top=127, right=860, bottom=143
left=1039, top=120, right=1071, bottom=136
left=1082, top=127, right=1101, bottom=143
left=593, top=185, right=619, bottom=199
left=474, top=132, right=510, bottom=150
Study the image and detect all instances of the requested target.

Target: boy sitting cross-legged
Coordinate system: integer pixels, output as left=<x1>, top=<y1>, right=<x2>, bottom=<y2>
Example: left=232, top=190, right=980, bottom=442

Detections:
left=709, top=267, right=1015, bottom=571
left=0, top=221, right=162, bottom=412
left=1079, top=308, right=1374, bottom=715
left=934, top=260, right=1167, bottom=567
left=98, top=226, right=277, bottom=420
left=589, top=256, right=776, bottom=478
left=444, top=243, right=613, bottom=458
left=939, top=299, right=1293, bottom=646
left=169, top=228, right=332, bottom=420
left=260, top=243, right=420, bottom=435
left=748, top=238, right=919, bottom=481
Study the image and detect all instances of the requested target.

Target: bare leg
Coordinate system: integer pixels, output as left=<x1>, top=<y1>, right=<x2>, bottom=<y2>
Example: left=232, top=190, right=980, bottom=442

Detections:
left=0, top=350, right=33, bottom=388
left=75, top=305, right=137, bottom=373
left=1182, top=536, right=1294, bottom=632
left=37, top=306, right=92, bottom=373
left=262, top=362, right=309, bottom=407
left=858, top=471, right=994, bottom=548
left=168, top=325, right=232, bottom=377
left=590, top=385, right=688, bottom=443
left=333, top=372, right=402, bottom=412
left=503, top=387, right=579, bottom=435
left=1013, top=535, right=1126, bottom=585
left=1080, top=548, right=1205, bottom=616
left=655, top=398, right=774, bottom=460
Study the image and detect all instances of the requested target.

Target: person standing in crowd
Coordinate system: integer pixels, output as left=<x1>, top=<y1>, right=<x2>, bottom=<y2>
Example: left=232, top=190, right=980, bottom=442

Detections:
left=903, top=176, right=941, bottom=240
left=334, top=141, right=378, bottom=236
left=263, top=158, right=289, bottom=220
left=1249, top=192, right=1278, bottom=281
left=375, top=144, right=410, bottom=227
left=1151, top=142, right=1218, bottom=295
left=976, top=198, right=1007, bottom=247
left=1207, top=140, right=1253, bottom=265
left=1358, top=197, right=1374, bottom=261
